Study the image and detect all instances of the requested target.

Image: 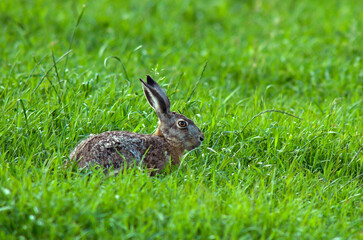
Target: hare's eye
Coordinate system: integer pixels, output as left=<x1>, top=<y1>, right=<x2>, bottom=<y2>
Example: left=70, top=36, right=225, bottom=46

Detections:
left=177, top=120, right=188, bottom=128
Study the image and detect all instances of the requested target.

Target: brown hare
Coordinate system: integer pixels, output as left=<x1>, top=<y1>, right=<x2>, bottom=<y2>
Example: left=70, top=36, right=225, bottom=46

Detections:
left=69, top=75, right=204, bottom=173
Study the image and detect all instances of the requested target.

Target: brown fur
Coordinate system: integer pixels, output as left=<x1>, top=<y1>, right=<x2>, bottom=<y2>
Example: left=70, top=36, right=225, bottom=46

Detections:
left=68, top=76, right=204, bottom=173
left=69, top=131, right=182, bottom=172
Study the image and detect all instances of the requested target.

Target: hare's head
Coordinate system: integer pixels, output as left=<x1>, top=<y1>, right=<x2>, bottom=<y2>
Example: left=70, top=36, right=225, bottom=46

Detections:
left=140, top=75, right=204, bottom=150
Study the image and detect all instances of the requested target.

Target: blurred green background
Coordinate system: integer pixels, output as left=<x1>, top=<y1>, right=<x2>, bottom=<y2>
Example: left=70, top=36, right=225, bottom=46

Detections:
left=0, top=0, right=362, bottom=239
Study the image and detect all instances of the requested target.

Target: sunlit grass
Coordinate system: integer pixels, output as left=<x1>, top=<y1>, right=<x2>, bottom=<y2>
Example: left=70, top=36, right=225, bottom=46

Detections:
left=0, top=0, right=362, bottom=239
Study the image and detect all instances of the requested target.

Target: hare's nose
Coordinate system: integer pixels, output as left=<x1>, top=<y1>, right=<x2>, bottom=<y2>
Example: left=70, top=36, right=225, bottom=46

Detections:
left=200, top=134, right=204, bottom=142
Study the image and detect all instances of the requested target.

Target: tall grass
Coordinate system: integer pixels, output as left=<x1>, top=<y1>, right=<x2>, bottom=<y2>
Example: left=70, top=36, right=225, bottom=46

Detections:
left=0, top=0, right=362, bottom=239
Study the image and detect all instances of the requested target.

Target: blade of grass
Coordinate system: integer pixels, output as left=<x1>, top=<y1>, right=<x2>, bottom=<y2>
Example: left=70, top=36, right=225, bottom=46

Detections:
left=31, top=50, right=72, bottom=95
left=63, top=4, right=86, bottom=80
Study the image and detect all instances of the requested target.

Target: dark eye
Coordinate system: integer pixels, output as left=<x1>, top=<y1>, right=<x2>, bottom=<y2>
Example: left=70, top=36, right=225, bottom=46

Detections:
left=177, top=120, right=188, bottom=128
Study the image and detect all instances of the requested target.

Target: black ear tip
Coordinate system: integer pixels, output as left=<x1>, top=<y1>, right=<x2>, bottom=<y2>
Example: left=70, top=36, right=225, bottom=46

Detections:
left=146, top=75, right=156, bottom=85
left=139, top=78, right=146, bottom=84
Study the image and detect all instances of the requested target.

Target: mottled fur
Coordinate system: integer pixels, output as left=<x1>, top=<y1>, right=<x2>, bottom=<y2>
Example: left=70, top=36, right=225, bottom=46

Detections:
left=68, top=75, right=204, bottom=173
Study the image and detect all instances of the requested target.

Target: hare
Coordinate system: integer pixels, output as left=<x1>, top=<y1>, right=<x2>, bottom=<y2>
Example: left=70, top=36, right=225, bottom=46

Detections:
left=69, top=75, right=204, bottom=173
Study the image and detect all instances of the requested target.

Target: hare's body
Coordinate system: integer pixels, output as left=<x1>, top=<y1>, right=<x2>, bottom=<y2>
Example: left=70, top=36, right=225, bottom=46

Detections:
left=69, top=131, right=183, bottom=171
left=69, top=76, right=204, bottom=173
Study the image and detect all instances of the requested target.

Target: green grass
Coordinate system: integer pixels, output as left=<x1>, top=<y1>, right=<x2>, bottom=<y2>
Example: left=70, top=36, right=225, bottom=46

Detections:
left=1, top=0, right=362, bottom=239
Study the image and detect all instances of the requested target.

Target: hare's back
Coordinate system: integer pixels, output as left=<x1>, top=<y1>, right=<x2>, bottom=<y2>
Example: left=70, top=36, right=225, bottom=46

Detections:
left=70, top=131, right=151, bottom=169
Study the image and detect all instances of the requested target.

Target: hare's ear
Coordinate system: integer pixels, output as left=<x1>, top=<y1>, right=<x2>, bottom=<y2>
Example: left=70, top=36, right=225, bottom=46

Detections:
left=140, top=76, right=170, bottom=115
left=145, top=75, right=171, bottom=109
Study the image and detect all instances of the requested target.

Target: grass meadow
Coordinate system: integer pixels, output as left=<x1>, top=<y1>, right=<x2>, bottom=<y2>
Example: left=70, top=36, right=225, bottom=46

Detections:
left=1, top=0, right=362, bottom=239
